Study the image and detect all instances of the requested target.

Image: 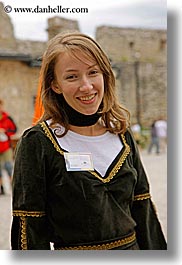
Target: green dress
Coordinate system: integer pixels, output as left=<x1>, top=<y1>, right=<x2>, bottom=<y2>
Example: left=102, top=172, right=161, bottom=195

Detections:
left=11, top=121, right=167, bottom=250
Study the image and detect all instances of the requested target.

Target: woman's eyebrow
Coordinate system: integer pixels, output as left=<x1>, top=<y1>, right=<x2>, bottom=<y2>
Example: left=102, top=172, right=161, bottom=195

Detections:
left=64, top=64, right=98, bottom=72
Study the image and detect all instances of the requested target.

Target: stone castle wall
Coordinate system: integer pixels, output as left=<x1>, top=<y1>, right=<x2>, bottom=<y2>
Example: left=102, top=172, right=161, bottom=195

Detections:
left=47, top=16, right=79, bottom=40
left=0, top=60, right=39, bottom=134
left=0, top=2, right=14, bottom=40
left=96, top=26, right=167, bottom=63
left=115, top=62, right=167, bottom=126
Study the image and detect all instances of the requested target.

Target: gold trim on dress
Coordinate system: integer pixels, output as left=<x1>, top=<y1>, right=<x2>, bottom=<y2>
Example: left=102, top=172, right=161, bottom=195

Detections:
left=40, top=121, right=130, bottom=184
left=13, top=210, right=46, bottom=217
left=20, top=216, right=27, bottom=250
left=134, top=192, right=151, bottom=201
left=54, top=232, right=136, bottom=250
left=40, top=121, right=64, bottom=155
left=13, top=210, right=46, bottom=250
left=91, top=134, right=130, bottom=183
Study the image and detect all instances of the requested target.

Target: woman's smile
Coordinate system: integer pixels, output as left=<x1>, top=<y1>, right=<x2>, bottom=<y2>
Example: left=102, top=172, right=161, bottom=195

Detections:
left=76, top=93, right=97, bottom=104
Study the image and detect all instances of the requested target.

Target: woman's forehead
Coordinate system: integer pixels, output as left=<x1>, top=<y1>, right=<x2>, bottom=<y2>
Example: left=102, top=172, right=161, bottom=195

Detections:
left=56, top=49, right=97, bottom=66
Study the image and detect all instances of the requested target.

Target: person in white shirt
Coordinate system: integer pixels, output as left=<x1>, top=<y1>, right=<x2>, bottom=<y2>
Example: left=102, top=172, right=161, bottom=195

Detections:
left=155, top=118, right=167, bottom=153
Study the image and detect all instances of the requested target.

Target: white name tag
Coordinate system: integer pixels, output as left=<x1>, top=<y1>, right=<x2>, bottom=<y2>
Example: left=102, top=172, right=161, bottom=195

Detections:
left=64, top=152, right=94, bottom=171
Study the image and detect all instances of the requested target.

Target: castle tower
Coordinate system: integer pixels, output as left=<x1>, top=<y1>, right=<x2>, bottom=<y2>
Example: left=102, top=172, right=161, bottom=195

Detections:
left=0, top=2, right=16, bottom=49
left=47, top=16, right=80, bottom=40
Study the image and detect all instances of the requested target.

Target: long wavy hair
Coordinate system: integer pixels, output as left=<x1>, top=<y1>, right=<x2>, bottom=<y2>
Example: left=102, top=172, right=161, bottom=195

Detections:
left=39, top=32, right=130, bottom=135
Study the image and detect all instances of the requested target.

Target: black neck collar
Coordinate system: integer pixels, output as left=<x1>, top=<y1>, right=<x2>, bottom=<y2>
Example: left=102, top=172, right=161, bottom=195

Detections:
left=59, top=94, right=102, bottom=127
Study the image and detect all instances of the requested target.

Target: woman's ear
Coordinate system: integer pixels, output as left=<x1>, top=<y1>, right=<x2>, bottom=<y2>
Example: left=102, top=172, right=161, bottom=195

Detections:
left=51, top=81, right=62, bottom=94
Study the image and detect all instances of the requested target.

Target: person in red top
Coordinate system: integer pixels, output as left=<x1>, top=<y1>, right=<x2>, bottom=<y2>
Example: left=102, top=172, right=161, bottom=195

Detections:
left=0, top=99, right=17, bottom=195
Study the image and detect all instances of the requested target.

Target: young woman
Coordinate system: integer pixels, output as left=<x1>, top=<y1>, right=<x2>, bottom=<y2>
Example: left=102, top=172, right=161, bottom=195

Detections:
left=11, top=32, right=167, bottom=250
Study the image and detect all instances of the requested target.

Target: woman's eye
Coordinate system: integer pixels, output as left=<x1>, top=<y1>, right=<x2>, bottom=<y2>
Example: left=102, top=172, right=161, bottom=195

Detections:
left=66, top=75, right=77, bottom=80
left=90, top=70, right=98, bottom=75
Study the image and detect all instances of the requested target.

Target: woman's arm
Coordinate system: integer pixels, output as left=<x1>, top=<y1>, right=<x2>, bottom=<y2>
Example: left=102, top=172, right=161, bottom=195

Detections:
left=11, top=128, right=51, bottom=250
left=126, top=130, right=167, bottom=250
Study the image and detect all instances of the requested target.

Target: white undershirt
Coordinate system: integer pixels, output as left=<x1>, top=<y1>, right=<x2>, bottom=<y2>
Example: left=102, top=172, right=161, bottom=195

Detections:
left=47, top=121, right=123, bottom=177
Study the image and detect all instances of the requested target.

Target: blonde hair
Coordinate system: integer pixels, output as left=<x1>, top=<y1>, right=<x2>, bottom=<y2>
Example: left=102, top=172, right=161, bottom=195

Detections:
left=40, top=32, right=130, bottom=134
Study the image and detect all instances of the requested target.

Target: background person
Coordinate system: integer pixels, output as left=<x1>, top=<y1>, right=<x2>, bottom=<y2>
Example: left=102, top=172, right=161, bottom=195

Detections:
left=11, top=32, right=166, bottom=250
left=148, top=120, right=160, bottom=154
left=0, top=99, right=17, bottom=195
left=131, top=123, right=141, bottom=145
left=155, top=118, right=167, bottom=153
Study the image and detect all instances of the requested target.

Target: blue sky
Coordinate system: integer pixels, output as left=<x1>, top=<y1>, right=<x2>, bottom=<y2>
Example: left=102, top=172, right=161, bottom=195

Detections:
left=2, top=0, right=167, bottom=41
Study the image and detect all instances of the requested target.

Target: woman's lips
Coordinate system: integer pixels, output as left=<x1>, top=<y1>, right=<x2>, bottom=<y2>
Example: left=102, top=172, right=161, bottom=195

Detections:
left=77, top=93, right=97, bottom=104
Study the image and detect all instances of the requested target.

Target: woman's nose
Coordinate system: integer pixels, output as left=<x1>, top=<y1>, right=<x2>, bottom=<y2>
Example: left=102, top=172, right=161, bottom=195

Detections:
left=79, top=77, right=93, bottom=92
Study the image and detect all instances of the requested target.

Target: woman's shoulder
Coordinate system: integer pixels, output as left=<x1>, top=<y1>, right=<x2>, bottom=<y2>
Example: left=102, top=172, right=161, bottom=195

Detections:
left=22, top=123, right=44, bottom=138
left=123, top=128, right=134, bottom=141
left=15, top=122, right=52, bottom=154
left=19, top=122, right=51, bottom=146
left=123, top=128, right=138, bottom=150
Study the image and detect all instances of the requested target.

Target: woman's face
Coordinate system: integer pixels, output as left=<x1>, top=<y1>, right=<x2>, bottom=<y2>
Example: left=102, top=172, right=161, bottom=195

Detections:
left=52, top=51, right=104, bottom=115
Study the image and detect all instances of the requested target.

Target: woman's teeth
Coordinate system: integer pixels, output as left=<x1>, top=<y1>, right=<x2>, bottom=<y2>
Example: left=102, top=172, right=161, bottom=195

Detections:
left=79, top=94, right=95, bottom=101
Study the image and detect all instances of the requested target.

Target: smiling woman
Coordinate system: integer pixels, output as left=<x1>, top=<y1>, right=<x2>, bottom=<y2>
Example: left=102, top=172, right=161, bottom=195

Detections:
left=39, top=32, right=129, bottom=136
left=11, top=32, right=167, bottom=250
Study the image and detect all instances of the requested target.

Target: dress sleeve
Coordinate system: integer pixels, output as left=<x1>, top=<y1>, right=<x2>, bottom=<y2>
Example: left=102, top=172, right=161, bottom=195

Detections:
left=126, top=130, right=167, bottom=250
left=11, top=128, right=51, bottom=250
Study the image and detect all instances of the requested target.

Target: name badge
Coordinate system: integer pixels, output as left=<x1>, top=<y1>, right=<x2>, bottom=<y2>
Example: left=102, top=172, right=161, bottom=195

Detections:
left=64, top=152, right=94, bottom=171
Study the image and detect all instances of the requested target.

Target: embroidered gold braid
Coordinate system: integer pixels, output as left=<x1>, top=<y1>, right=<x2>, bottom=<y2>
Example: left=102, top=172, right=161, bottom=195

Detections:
left=13, top=210, right=46, bottom=217
left=55, top=232, right=136, bottom=250
left=134, top=193, right=151, bottom=201
left=91, top=134, right=130, bottom=183
left=14, top=210, right=46, bottom=250
left=40, top=121, right=130, bottom=184
left=40, top=121, right=64, bottom=155
left=20, top=216, right=27, bottom=250
left=89, top=135, right=130, bottom=183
